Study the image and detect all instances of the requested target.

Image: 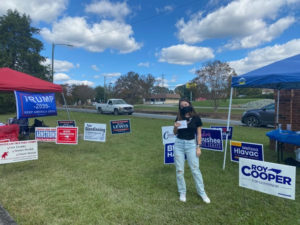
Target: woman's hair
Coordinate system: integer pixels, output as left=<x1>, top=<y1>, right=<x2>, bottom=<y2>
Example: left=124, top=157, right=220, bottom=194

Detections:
left=177, top=98, right=197, bottom=120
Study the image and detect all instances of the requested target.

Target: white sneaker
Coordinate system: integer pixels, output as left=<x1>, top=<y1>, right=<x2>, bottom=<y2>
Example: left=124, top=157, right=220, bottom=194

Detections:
left=201, top=195, right=211, bottom=204
left=179, top=193, right=186, bottom=202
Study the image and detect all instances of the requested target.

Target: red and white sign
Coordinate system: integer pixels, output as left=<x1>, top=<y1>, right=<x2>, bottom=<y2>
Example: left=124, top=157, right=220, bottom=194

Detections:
left=0, top=139, right=10, bottom=143
left=35, top=127, right=56, bottom=142
left=56, top=127, right=78, bottom=145
left=0, top=140, right=38, bottom=165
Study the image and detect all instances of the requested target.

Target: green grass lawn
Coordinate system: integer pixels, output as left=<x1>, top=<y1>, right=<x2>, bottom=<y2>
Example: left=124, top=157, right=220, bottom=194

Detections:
left=0, top=111, right=299, bottom=225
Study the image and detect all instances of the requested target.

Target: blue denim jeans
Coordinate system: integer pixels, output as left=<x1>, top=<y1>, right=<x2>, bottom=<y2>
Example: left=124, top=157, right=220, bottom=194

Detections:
left=174, top=138, right=206, bottom=196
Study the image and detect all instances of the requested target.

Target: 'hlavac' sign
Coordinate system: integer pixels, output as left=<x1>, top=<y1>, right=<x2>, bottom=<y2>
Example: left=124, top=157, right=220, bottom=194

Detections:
left=14, top=91, right=57, bottom=119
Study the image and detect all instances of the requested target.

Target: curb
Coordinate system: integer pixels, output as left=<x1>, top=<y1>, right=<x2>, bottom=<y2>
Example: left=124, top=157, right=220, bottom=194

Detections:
left=0, top=205, right=17, bottom=225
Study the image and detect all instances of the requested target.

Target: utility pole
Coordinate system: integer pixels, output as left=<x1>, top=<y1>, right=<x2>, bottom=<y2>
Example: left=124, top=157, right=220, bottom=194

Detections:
left=161, top=74, right=164, bottom=88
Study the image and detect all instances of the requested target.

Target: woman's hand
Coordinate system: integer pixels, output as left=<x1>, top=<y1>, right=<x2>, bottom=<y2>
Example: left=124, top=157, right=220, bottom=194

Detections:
left=174, top=122, right=181, bottom=128
left=196, top=146, right=201, bottom=157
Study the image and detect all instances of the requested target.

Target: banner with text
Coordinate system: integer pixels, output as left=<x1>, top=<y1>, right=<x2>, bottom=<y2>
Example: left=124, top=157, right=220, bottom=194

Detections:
left=35, top=127, right=56, bottom=142
left=56, top=127, right=78, bottom=145
left=0, top=140, right=38, bottom=164
left=84, top=123, right=106, bottom=142
left=110, top=119, right=131, bottom=134
left=57, top=120, right=76, bottom=127
left=231, top=141, right=264, bottom=162
left=15, top=91, right=57, bottom=119
left=211, top=126, right=233, bottom=140
left=201, top=128, right=223, bottom=152
left=162, top=126, right=176, bottom=145
left=239, top=158, right=296, bottom=200
left=164, top=143, right=175, bottom=164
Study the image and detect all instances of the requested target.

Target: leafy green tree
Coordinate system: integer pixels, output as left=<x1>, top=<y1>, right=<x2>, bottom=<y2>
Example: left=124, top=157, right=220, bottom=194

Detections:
left=0, top=10, right=50, bottom=113
left=94, top=85, right=105, bottom=102
left=195, top=60, right=236, bottom=111
left=72, top=85, right=95, bottom=105
left=113, top=72, right=155, bottom=104
left=0, top=10, right=50, bottom=80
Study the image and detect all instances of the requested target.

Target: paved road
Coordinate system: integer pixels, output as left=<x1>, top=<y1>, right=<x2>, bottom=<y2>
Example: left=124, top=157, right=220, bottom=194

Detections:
left=137, top=104, right=247, bottom=110
left=58, top=107, right=243, bottom=125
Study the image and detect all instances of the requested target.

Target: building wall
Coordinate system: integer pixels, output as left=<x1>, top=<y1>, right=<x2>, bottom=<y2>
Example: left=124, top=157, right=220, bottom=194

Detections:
left=270, top=90, right=300, bottom=151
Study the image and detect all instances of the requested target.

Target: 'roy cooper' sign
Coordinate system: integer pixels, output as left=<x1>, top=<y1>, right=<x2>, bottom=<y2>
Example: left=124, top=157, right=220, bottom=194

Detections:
left=239, top=158, right=296, bottom=200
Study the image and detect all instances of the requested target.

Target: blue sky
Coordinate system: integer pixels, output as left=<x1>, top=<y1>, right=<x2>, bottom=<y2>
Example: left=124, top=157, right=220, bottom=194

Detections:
left=1, top=0, right=300, bottom=89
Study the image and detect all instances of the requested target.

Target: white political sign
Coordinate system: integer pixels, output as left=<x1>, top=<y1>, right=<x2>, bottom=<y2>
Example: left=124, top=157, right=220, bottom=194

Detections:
left=239, top=158, right=296, bottom=200
left=84, top=123, right=106, bottom=142
left=177, top=120, right=187, bottom=129
left=161, top=126, right=176, bottom=144
left=0, top=140, right=38, bottom=164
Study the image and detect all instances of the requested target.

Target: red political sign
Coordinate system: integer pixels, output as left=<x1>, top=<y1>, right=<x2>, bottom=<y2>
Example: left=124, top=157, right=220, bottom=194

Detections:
left=56, top=127, right=78, bottom=145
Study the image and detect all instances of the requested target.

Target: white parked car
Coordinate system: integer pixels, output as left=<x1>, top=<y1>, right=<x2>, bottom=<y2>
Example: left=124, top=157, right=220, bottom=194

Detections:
left=95, top=99, right=134, bottom=115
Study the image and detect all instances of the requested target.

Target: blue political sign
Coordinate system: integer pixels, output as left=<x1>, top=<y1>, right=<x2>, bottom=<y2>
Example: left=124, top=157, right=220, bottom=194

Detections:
left=231, top=141, right=264, bottom=162
left=201, top=128, right=223, bottom=152
left=14, top=91, right=57, bottom=119
left=211, top=126, right=233, bottom=140
left=110, top=119, right=131, bottom=134
left=164, top=143, right=175, bottom=164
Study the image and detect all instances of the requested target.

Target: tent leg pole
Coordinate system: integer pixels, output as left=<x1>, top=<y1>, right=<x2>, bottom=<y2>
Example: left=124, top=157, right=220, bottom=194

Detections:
left=275, top=90, right=280, bottom=153
left=62, top=92, right=71, bottom=120
left=223, top=88, right=233, bottom=170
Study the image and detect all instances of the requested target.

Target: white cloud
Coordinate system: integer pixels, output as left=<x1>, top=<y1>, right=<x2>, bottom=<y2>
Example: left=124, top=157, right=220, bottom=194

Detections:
left=102, top=72, right=121, bottom=77
left=158, top=44, right=214, bottom=65
left=156, top=5, right=174, bottom=13
left=225, top=17, right=295, bottom=49
left=76, top=63, right=80, bottom=68
left=0, top=0, right=67, bottom=23
left=91, top=65, right=100, bottom=71
left=42, top=58, right=74, bottom=72
left=53, top=73, right=70, bottom=81
left=229, top=39, right=300, bottom=74
left=170, top=75, right=177, bottom=83
left=94, top=75, right=100, bottom=79
left=138, top=62, right=150, bottom=67
left=41, top=17, right=141, bottom=53
left=176, top=0, right=296, bottom=48
left=65, top=80, right=94, bottom=87
left=155, top=77, right=169, bottom=88
left=85, top=0, right=131, bottom=21
left=188, top=67, right=197, bottom=74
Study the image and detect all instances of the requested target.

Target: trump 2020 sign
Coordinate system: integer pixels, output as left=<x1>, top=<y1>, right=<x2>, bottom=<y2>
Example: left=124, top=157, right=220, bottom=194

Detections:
left=201, top=128, right=223, bottom=152
left=14, top=91, right=57, bottom=119
left=239, top=158, right=296, bottom=200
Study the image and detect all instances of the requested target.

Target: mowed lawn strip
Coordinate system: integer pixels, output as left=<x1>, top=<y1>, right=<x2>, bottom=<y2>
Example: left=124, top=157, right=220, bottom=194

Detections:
left=0, top=111, right=298, bottom=225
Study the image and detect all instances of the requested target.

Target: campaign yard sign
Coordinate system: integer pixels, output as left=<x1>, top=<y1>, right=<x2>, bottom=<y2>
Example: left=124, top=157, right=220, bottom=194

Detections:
left=211, top=126, right=233, bottom=140
left=161, top=126, right=176, bottom=144
left=35, top=127, right=56, bottom=142
left=0, top=140, right=38, bottom=165
left=56, top=127, right=78, bottom=145
left=201, top=128, right=223, bottom=152
left=164, top=143, right=175, bottom=164
left=14, top=91, right=57, bottom=119
left=57, top=120, right=76, bottom=127
left=231, top=141, right=264, bottom=162
left=239, top=158, right=296, bottom=200
left=110, top=120, right=131, bottom=134
left=84, top=123, right=106, bottom=142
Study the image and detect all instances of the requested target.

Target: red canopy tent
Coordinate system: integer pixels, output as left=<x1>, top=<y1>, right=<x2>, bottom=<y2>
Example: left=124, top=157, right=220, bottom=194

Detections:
left=0, top=67, right=62, bottom=93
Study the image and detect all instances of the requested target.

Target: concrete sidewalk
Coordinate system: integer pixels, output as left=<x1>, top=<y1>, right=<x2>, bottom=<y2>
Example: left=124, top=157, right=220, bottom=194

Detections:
left=0, top=205, right=17, bottom=225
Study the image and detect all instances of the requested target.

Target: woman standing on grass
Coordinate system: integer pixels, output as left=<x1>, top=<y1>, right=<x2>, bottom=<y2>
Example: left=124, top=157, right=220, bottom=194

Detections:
left=173, top=98, right=210, bottom=203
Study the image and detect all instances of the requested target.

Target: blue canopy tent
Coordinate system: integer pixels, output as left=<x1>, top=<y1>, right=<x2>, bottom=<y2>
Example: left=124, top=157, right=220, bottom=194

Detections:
left=223, top=54, right=300, bottom=169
